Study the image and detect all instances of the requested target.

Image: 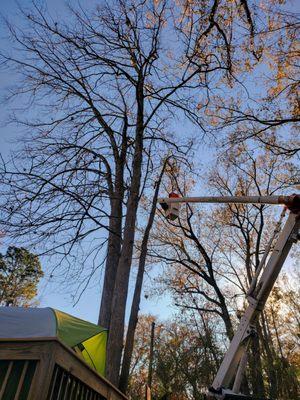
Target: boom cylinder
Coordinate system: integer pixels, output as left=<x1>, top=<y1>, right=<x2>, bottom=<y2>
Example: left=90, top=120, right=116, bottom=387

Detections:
left=158, top=194, right=300, bottom=212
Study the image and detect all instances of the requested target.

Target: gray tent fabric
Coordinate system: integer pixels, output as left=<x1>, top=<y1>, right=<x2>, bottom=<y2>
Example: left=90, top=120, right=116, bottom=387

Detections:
left=0, top=307, right=56, bottom=338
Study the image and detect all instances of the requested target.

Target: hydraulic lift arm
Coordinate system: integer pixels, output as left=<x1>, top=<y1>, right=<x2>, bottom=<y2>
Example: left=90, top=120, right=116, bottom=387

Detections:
left=208, top=210, right=300, bottom=399
left=158, top=194, right=300, bottom=400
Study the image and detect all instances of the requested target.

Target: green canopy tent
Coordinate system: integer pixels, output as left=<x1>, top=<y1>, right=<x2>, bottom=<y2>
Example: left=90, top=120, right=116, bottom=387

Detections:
left=0, top=307, right=107, bottom=376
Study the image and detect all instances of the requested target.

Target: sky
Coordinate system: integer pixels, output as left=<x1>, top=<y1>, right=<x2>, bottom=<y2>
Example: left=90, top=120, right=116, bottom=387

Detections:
left=0, top=0, right=179, bottom=324
left=0, top=0, right=298, bottom=325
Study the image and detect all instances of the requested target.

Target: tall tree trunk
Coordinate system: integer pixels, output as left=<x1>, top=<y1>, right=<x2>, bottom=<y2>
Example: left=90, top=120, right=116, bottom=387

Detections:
left=199, top=313, right=220, bottom=372
left=249, top=323, right=265, bottom=398
left=98, top=195, right=123, bottom=329
left=213, top=283, right=234, bottom=341
left=118, top=160, right=167, bottom=393
left=106, top=82, right=144, bottom=385
left=98, top=120, right=128, bottom=330
left=260, top=314, right=278, bottom=399
left=220, top=300, right=234, bottom=341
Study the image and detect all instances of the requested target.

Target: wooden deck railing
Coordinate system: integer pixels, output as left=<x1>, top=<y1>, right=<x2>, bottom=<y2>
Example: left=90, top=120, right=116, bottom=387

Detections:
left=0, top=339, right=128, bottom=400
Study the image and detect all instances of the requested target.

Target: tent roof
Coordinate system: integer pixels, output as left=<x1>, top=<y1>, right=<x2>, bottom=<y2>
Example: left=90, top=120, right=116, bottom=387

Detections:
left=0, top=307, right=56, bottom=339
left=0, top=307, right=106, bottom=346
left=0, top=307, right=108, bottom=375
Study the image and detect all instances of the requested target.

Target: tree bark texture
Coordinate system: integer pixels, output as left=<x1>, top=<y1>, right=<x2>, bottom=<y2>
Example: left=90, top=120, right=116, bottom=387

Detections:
left=99, top=119, right=128, bottom=330
left=98, top=197, right=123, bottom=329
left=118, top=159, right=167, bottom=392
left=249, top=323, right=265, bottom=398
left=106, top=81, right=144, bottom=385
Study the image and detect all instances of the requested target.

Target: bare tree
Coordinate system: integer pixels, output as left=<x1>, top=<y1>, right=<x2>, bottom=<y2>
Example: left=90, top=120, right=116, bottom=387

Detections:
left=149, top=168, right=235, bottom=342
left=0, top=0, right=230, bottom=384
left=150, top=145, right=296, bottom=397
left=206, top=145, right=297, bottom=397
left=119, top=156, right=172, bottom=393
left=0, top=0, right=284, bottom=385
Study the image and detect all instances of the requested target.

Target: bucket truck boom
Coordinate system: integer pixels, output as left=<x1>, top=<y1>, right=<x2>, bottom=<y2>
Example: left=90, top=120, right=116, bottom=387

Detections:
left=158, top=194, right=300, bottom=400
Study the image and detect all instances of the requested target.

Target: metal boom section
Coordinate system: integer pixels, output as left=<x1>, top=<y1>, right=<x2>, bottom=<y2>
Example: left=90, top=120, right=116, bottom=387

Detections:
left=209, top=211, right=300, bottom=399
left=158, top=194, right=300, bottom=399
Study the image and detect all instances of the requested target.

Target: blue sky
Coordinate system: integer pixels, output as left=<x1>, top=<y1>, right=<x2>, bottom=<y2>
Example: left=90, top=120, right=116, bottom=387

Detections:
left=0, top=0, right=298, bottom=325
left=0, top=0, right=178, bottom=323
